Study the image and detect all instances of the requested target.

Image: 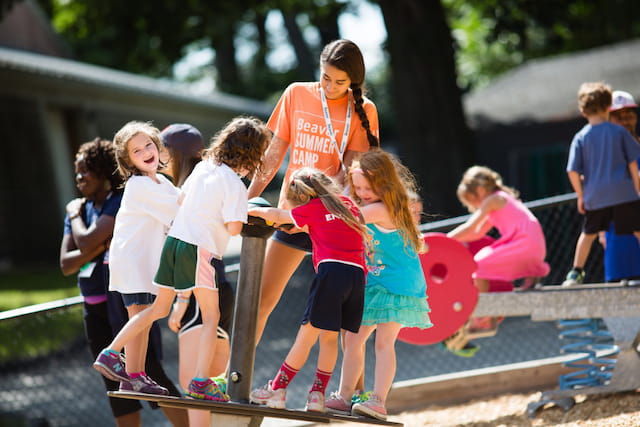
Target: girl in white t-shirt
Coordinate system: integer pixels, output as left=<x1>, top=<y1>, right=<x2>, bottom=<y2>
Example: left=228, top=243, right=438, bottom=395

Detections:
left=95, top=117, right=271, bottom=401
left=106, top=121, right=181, bottom=395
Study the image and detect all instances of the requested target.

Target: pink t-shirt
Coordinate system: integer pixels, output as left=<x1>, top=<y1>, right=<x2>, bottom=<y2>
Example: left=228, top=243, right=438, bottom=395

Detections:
left=268, top=82, right=379, bottom=206
left=291, top=196, right=365, bottom=272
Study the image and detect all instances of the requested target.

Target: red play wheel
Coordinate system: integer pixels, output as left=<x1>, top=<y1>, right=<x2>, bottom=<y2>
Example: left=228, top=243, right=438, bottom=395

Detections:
left=398, top=233, right=479, bottom=345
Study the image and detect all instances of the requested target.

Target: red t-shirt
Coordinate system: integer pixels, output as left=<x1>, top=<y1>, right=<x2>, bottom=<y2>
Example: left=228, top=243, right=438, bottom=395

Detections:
left=268, top=82, right=379, bottom=206
left=291, top=196, right=365, bottom=272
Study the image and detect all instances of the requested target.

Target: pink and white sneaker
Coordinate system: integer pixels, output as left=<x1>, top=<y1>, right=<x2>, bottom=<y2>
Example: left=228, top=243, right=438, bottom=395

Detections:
left=352, top=393, right=387, bottom=420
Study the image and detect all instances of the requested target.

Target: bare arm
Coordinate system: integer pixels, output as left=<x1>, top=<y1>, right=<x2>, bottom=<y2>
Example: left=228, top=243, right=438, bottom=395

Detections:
left=359, top=202, right=393, bottom=228
left=247, top=135, right=289, bottom=199
left=225, top=221, right=244, bottom=236
left=66, top=198, right=115, bottom=253
left=59, top=233, right=104, bottom=276
left=447, top=194, right=504, bottom=242
left=567, top=170, right=585, bottom=214
left=248, top=206, right=294, bottom=226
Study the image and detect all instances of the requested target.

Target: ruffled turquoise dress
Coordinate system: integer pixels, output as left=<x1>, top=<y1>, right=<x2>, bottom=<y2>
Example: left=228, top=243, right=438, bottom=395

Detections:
left=362, top=224, right=432, bottom=328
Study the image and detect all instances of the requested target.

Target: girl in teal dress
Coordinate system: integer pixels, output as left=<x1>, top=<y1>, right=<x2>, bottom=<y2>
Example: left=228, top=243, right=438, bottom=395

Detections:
left=325, top=149, right=431, bottom=421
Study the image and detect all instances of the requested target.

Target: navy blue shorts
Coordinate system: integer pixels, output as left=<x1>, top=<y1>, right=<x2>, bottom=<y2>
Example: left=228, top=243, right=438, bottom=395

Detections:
left=121, top=292, right=155, bottom=307
left=302, top=262, right=364, bottom=333
left=272, top=230, right=312, bottom=252
left=584, top=199, right=640, bottom=234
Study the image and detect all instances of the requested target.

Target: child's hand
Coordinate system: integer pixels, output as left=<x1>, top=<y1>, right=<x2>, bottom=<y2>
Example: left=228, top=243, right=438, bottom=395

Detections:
left=168, top=306, right=183, bottom=333
left=168, top=295, right=189, bottom=333
left=576, top=196, right=585, bottom=215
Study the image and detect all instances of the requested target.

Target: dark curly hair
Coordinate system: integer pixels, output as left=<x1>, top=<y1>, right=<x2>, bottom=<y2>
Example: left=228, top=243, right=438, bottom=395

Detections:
left=76, top=137, right=123, bottom=189
left=204, top=116, right=271, bottom=176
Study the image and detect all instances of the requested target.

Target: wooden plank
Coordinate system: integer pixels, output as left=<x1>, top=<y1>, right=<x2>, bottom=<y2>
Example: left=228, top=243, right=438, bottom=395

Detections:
left=388, top=356, right=572, bottom=411
left=108, top=391, right=402, bottom=426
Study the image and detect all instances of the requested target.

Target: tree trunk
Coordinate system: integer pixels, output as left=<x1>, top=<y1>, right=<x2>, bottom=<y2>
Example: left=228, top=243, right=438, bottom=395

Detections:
left=309, top=3, right=342, bottom=47
left=282, top=12, right=316, bottom=81
left=376, top=0, right=474, bottom=216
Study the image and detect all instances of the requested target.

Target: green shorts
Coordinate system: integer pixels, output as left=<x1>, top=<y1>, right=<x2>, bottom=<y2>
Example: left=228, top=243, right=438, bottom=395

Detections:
left=154, top=236, right=220, bottom=291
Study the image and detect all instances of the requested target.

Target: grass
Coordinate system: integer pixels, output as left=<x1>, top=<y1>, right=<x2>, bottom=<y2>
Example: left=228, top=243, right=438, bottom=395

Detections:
left=0, top=264, right=78, bottom=311
left=0, top=264, right=83, bottom=364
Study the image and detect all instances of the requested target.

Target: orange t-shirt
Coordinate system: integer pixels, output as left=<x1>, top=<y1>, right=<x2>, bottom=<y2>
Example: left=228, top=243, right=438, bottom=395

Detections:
left=267, top=82, right=379, bottom=205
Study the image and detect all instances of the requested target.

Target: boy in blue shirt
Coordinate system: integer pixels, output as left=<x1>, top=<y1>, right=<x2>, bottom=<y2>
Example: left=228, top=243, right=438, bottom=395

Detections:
left=564, top=82, right=640, bottom=286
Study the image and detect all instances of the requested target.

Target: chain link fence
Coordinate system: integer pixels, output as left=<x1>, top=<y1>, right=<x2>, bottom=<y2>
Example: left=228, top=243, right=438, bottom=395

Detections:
left=1, top=193, right=607, bottom=426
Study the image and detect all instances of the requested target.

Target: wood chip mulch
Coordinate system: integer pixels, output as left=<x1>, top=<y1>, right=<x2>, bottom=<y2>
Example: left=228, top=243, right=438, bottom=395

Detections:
left=328, top=391, right=640, bottom=427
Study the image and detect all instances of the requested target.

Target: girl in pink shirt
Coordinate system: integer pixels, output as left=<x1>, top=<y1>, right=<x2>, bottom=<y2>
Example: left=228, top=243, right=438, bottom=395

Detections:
left=448, top=165, right=550, bottom=291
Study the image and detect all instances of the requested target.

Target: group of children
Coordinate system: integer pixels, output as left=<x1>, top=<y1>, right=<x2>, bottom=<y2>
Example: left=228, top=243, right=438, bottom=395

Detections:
left=84, top=36, right=639, bottom=425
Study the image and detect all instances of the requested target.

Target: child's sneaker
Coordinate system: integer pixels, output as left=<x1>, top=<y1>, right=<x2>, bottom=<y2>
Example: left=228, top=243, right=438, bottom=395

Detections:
left=211, top=375, right=227, bottom=394
left=119, top=375, right=169, bottom=395
left=325, top=391, right=352, bottom=415
left=562, top=269, right=585, bottom=286
left=186, top=378, right=229, bottom=402
left=352, top=394, right=387, bottom=420
left=93, top=349, right=128, bottom=382
left=305, top=390, right=325, bottom=412
left=249, top=381, right=286, bottom=409
left=351, top=390, right=372, bottom=405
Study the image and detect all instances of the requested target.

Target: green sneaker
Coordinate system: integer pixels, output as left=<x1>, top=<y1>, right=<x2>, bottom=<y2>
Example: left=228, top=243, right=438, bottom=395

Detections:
left=211, top=375, right=227, bottom=394
left=562, top=269, right=585, bottom=286
left=351, top=390, right=372, bottom=405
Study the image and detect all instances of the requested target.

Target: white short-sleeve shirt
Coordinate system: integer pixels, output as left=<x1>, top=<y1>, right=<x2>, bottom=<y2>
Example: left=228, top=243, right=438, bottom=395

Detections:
left=109, top=174, right=180, bottom=294
left=169, top=159, right=248, bottom=257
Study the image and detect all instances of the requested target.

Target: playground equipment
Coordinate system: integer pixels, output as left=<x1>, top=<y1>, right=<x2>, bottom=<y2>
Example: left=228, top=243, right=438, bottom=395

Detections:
left=472, top=283, right=640, bottom=416
left=398, top=232, right=640, bottom=416
left=398, top=233, right=510, bottom=349
left=110, top=197, right=402, bottom=426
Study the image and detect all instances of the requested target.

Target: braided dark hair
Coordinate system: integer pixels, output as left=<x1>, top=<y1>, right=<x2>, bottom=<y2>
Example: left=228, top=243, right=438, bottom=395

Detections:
left=321, top=39, right=379, bottom=148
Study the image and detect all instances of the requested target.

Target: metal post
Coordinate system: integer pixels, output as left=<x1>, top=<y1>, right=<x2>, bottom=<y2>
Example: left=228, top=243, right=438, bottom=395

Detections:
left=227, top=198, right=274, bottom=403
left=227, top=235, right=268, bottom=402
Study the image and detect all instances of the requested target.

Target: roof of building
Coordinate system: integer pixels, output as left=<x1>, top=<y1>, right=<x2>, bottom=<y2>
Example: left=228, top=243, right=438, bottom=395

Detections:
left=0, top=46, right=272, bottom=118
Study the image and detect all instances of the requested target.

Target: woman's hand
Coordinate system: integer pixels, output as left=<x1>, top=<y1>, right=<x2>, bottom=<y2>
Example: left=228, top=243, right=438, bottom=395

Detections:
left=66, top=198, right=84, bottom=217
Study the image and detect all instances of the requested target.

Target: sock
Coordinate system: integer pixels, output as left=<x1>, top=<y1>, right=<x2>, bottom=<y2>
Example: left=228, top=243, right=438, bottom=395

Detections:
left=272, top=362, right=298, bottom=390
left=573, top=267, right=584, bottom=273
left=310, top=368, right=332, bottom=393
left=129, top=372, right=144, bottom=379
left=192, top=377, right=208, bottom=384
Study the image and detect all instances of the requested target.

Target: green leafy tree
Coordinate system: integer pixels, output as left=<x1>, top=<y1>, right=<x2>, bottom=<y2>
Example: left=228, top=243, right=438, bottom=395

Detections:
left=443, top=0, right=640, bottom=90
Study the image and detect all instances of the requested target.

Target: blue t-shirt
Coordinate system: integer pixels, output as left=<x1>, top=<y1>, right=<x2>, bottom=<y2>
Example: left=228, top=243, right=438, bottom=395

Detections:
left=63, top=191, right=123, bottom=297
left=567, top=122, right=640, bottom=210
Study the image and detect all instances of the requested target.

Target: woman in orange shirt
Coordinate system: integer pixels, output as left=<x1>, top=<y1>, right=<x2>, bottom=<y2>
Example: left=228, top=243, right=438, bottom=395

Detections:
left=248, top=39, right=379, bottom=344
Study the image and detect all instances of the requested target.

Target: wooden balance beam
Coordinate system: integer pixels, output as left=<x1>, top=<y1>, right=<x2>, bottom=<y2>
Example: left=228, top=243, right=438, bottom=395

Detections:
left=108, top=391, right=402, bottom=426
left=471, top=283, right=640, bottom=416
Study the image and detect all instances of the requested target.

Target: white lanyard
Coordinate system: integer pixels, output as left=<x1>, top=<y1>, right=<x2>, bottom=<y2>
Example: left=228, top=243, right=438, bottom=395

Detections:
left=320, top=87, right=352, bottom=162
